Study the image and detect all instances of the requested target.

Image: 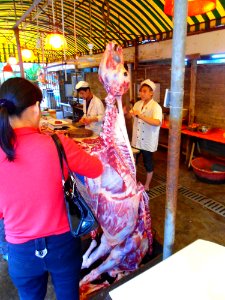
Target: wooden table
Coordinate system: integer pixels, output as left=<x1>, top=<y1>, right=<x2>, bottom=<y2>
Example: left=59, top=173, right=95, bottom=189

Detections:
left=181, top=127, right=225, bottom=144
left=160, top=121, right=225, bottom=167
left=181, top=128, right=225, bottom=167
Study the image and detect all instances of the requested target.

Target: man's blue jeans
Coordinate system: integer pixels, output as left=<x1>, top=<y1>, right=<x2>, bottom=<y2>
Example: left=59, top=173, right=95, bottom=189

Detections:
left=7, top=232, right=82, bottom=300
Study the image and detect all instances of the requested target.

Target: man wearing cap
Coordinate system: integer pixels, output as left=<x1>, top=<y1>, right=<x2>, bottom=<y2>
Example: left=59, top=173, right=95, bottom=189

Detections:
left=129, top=79, right=162, bottom=191
left=75, top=81, right=105, bottom=135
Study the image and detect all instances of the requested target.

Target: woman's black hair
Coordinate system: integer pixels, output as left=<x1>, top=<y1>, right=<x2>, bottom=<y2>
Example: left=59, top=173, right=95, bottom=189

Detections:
left=0, top=77, right=43, bottom=162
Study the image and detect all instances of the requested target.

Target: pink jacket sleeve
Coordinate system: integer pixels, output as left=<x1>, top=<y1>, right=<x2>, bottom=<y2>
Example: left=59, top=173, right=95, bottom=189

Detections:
left=57, top=134, right=103, bottom=178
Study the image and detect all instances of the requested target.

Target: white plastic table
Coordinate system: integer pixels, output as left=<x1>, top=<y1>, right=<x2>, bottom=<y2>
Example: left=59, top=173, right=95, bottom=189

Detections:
left=109, top=239, right=225, bottom=300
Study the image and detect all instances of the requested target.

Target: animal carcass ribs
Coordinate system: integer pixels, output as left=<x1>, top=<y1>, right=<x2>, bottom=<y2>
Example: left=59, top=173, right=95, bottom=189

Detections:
left=79, top=42, right=153, bottom=287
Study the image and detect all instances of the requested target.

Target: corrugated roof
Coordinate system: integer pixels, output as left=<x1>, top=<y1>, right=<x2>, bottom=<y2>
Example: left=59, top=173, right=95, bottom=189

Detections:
left=0, top=0, right=224, bottom=63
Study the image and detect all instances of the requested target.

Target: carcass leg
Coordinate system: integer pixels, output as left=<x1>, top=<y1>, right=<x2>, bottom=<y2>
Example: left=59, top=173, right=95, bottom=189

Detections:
left=80, top=230, right=144, bottom=285
left=80, top=209, right=150, bottom=285
left=82, top=234, right=112, bottom=270
left=82, top=239, right=98, bottom=266
left=80, top=242, right=124, bottom=285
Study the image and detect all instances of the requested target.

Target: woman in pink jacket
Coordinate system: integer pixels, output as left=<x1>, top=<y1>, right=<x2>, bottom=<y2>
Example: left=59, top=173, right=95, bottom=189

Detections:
left=0, top=77, right=103, bottom=300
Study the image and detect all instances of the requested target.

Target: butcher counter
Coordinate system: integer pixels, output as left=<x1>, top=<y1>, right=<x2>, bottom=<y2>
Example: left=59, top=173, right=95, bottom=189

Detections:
left=41, top=118, right=140, bottom=156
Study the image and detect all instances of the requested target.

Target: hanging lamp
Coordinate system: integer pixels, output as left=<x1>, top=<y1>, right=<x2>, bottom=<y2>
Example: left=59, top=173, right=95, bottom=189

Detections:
left=87, top=43, right=94, bottom=55
left=3, top=63, right=13, bottom=72
left=86, top=0, right=95, bottom=58
left=45, top=33, right=67, bottom=50
left=8, top=56, right=17, bottom=65
left=164, top=0, right=216, bottom=16
left=22, top=48, right=34, bottom=61
left=45, top=0, right=67, bottom=50
left=2, top=63, right=13, bottom=81
left=21, top=30, right=34, bottom=61
left=88, top=0, right=94, bottom=51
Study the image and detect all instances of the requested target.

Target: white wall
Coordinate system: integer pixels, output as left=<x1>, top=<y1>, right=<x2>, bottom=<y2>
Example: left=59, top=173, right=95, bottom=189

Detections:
left=138, top=29, right=225, bottom=62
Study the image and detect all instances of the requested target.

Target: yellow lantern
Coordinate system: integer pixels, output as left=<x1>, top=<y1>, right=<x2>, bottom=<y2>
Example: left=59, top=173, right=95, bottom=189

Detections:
left=22, top=49, right=34, bottom=60
left=164, top=0, right=216, bottom=16
left=8, top=56, right=17, bottom=65
left=45, top=33, right=67, bottom=50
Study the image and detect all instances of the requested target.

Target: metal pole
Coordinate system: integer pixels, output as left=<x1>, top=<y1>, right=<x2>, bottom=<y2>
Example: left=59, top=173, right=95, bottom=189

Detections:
left=163, top=0, right=188, bottom=259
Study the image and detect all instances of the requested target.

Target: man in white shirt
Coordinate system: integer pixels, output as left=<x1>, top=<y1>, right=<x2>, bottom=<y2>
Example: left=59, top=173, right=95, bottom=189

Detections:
left=76, top=81, right=105, bottom=135
left=129, top=79, right=162, bottom=191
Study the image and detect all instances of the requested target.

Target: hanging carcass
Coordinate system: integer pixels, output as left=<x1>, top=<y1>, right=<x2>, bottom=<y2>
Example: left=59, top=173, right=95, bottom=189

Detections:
left=79, top=42, right=153, bottom=288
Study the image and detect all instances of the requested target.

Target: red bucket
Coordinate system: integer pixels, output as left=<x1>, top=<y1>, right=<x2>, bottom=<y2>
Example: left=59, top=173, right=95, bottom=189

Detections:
left=191, top=157, right=225, bottom=184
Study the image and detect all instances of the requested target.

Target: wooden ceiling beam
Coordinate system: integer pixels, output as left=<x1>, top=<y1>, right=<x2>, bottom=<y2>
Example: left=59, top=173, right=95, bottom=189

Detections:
left=13, top=0, right=43, bottom=29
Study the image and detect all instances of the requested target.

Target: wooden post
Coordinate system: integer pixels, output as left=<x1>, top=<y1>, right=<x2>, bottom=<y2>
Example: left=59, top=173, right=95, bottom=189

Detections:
left=133, top=38, right=138, bottom=101
left=127, top=63, right=133, bottom=101
left=14, top=28, right=25, bottom=78
left=189, top=59, right=197, bottom=124
left=187, top=53, right=200, bottom=124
